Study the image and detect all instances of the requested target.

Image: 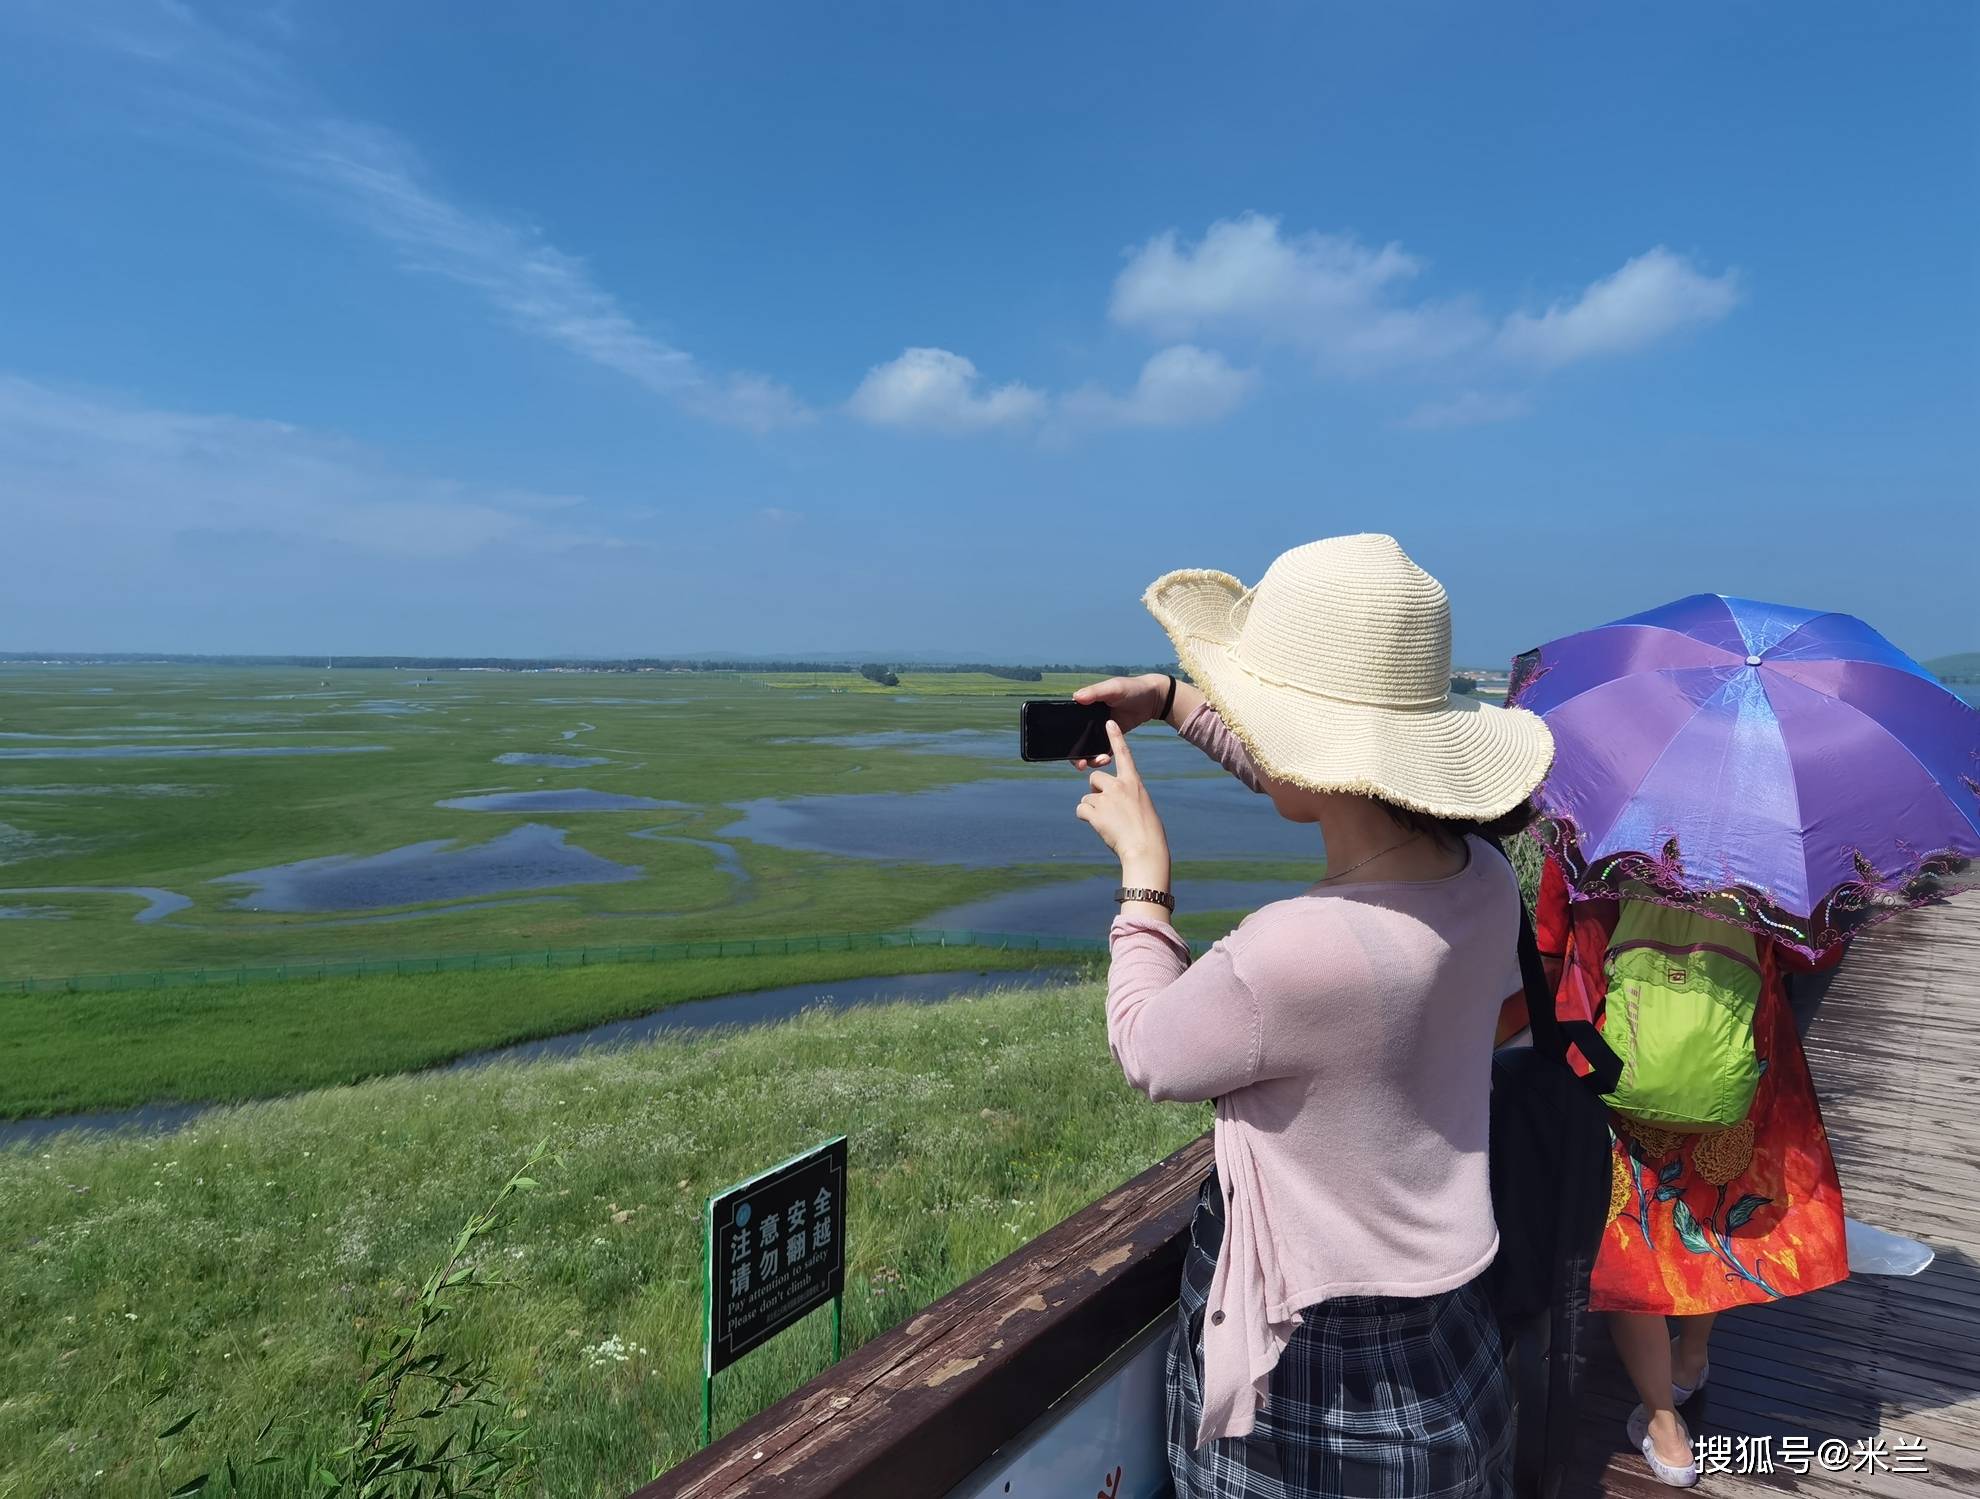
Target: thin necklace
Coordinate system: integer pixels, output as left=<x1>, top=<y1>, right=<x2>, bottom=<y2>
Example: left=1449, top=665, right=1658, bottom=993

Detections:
left=1318, top=831, right=1422, bottom=884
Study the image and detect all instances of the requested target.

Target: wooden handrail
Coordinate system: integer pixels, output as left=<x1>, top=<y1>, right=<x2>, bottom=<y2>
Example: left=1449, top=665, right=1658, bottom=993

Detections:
left=635, top=1133, right=1213, bottom=1498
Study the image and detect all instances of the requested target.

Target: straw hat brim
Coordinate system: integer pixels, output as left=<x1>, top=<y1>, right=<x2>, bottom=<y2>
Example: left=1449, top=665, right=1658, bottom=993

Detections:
left=1145, top=568, right=1555, bottom=821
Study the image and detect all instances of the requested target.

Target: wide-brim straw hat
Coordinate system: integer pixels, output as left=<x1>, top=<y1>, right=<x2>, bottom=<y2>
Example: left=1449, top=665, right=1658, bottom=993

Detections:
left=1144, top=533, right=1553, bottom=820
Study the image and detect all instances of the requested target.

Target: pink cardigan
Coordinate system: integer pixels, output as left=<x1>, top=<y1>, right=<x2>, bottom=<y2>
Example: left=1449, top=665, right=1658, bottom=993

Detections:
left=1108, top=705, right=1519, bottom=1447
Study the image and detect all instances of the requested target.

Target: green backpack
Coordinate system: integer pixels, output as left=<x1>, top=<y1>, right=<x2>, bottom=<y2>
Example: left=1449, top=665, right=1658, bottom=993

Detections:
left=1599, top=903, right=1764, bottom=1131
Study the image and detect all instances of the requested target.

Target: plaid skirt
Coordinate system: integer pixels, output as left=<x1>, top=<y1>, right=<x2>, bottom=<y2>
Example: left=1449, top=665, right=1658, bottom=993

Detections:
left=1166, top=1171, right=1513, bottom=1499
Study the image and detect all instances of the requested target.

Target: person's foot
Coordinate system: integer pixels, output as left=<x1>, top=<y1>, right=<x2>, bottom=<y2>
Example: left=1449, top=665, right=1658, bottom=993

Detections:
left=1670, top=1335, right=1710, bottom=1402
left=1628, top=1405, right=1699, bottom=1487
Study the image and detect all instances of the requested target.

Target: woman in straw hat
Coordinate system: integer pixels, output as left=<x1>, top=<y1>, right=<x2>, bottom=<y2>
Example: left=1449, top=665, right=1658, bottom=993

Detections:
left=1071, top=534, right=1554, bottom=1499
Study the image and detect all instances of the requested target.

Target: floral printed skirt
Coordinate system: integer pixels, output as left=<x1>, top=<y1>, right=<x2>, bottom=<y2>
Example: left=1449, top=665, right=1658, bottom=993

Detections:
left=1592, top=978, right=1849, bottom=1314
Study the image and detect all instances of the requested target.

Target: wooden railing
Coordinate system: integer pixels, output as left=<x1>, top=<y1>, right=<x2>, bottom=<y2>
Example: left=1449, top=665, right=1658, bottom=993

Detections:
left=635, top=1134, right=1214, bottom=1498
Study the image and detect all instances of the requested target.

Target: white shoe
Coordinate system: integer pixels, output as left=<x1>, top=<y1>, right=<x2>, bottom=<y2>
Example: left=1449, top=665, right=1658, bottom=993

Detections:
left=1670, top=1335, right=1710, bottom=1403
left=1628, top=1405, right=1700, bottom=1488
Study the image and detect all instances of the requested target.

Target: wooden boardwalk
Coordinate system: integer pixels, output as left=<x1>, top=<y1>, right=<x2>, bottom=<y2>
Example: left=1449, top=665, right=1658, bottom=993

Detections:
left=1575, top=891, right=1980, bottom=1497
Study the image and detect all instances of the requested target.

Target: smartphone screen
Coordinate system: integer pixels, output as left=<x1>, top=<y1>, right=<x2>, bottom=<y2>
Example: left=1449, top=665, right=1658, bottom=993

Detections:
left=1019, top=700, right=1113, bottom=762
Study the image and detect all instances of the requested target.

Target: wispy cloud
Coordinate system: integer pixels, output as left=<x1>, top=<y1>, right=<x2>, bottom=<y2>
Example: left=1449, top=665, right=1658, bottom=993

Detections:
left=850, top=343, right=1258, bottom=436
left=1062, top=345, right=1258, bottom=428
left=56, top=2, right=810, bottom=432
left=0, top=373, right=622, bottom=560
left=847, top=348, right=1047, bottom=433
left=1497, top=247, right=1741, bottom=367
left=1397, top=390, right=1532, bottom=430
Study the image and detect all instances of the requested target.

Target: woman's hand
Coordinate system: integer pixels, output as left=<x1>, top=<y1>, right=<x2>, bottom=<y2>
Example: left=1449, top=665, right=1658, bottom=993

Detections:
left=1073, top=673, right=1170, bottom=732
left=1071, top=672, right=1200, bottom=768
left=1074, top=722, right=1171, bottom=889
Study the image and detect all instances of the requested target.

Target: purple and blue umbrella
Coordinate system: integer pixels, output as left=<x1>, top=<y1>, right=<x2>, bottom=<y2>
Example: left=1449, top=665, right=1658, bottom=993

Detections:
left=1507, top=594, right=1980, bottom=957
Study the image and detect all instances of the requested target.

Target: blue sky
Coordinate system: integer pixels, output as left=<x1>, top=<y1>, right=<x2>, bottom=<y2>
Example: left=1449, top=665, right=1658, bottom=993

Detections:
left=1, top=2, right=1973, bottom=664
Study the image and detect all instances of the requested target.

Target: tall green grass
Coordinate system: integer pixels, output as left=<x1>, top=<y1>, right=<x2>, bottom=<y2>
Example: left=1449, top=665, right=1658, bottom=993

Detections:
left=0, top=946, right=1088, bottom=1117
left=0, top=980, right=1207, bottom=1497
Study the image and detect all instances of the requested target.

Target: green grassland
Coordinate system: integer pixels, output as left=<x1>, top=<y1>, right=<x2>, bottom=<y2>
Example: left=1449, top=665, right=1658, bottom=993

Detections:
left=0, top=980, right=1206, bottom=1498
left=0, top=665, right=1308, bottom=983
left=0, top=946, right=1093, bottom=1117
left=0, top=664, right=1294, bottom=1118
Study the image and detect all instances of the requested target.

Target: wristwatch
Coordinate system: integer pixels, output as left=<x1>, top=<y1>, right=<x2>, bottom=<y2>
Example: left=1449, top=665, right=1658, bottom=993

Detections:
left=1115, top=887, right=1176, bottom=911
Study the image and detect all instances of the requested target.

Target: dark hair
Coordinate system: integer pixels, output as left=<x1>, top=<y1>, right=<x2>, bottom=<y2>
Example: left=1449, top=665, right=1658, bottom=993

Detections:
left=1378, top=797, right=1535, bottom=849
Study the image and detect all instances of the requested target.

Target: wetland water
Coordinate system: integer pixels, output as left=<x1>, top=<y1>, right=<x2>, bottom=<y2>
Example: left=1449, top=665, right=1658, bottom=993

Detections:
left=436, top=789, right=686, bottom=812
left=773, top=728, right=1215, bottom=777
left=216, top=824, right=642, bottom=912
left=0, top=885, right=195, bottom=923
left=494, top=752, right=610, bottom=767
left=0, top=967, right=1072, bottom=1149
left=724, top=774, right=1323, bottom=867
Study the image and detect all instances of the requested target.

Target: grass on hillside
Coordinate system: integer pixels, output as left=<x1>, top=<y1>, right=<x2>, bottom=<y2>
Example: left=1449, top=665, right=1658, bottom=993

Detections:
left=0, top=980, right=1207, bottom=1498
left=0, top=945, right=1092, bottom=1118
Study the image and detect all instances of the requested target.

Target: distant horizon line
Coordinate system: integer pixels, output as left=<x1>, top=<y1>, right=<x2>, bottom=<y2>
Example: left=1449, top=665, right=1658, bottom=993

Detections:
left=0, top=649, right=1519, bottom=678
left=5, top=648, right=1970, bottom=676
left=0, top=649, right=1201, bottom=673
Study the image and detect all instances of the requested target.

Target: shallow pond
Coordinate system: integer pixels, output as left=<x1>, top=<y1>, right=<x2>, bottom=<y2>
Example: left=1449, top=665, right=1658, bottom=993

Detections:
left=437, top=789, right=686, bottom=812
left=772, top=728, right=1214, bottom=778
left=214, top=823, right=642, bottom=912
left=0, top=745, right=388, bottom=760
left=0, top=885, right=195, bottom=923
left=354, top=700, right=432, bottom=715
left=925, top=876, right=1316, bottom=938
left=532, top=697, right=685, bottom=706
left=493, top=752, right=611, bottom=768
left=0, top=967, right=1072, bottom=1148
left=724, top=775, right=1323, bottom=867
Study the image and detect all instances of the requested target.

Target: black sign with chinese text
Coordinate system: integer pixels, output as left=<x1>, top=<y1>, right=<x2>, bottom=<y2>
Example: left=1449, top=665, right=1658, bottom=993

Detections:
left=705, top=1136, right=847, bottom=1375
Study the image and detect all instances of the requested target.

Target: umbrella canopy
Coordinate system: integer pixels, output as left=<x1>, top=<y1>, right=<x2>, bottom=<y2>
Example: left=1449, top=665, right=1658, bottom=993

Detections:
left=1508, top=594, right=1980, bottom=956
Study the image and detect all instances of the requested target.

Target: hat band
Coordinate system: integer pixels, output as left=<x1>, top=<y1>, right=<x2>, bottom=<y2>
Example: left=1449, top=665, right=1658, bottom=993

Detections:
left=1224, top=649, right=1454, bottom=712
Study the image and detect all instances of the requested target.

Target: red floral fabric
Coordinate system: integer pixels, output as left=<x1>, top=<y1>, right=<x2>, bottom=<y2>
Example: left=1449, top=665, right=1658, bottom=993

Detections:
left=1534, top=857, right=1850, bottom=1314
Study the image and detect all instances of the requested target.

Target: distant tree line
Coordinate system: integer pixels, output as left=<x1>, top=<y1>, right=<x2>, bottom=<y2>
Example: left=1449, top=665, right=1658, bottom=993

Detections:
left=0, top=652, right=1189, bottom=678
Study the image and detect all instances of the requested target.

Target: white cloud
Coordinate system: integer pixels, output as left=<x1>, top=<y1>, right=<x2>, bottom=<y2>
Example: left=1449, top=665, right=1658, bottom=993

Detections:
left=1063, top=345, right=1258, bottom=428
left=1498, top=247, right=1741, bottom=367
left=0, top=374, right=620, bottom=560
left=1110, top=215, right=1743, bottom=385
left=1397, top=390, right=1532, bottom=430
left=1110, top=213, right=1489, bottom=374
left=846, top=348, right=1046, bottom=433
left=50, top=5, right=811, bottom=432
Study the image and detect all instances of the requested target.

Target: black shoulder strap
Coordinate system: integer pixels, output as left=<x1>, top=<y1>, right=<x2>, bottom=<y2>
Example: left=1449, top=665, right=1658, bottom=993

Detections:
left=1493, top=839, right=1625, bottom=1098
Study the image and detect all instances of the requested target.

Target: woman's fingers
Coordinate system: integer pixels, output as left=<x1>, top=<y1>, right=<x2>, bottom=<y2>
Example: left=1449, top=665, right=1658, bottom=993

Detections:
left=1105, top=720, right=1139, bottom=784
left=1073, top=677, right=1128, bottom=706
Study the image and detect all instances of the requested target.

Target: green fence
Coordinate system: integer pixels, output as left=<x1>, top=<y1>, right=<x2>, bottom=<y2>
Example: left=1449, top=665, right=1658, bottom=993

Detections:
left=0, top=928, right=1208, bottom=997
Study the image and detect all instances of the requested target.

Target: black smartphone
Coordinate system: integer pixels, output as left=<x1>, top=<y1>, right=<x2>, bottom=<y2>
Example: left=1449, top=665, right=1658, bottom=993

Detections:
left=1019, top=700, right=1113, bottom=762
